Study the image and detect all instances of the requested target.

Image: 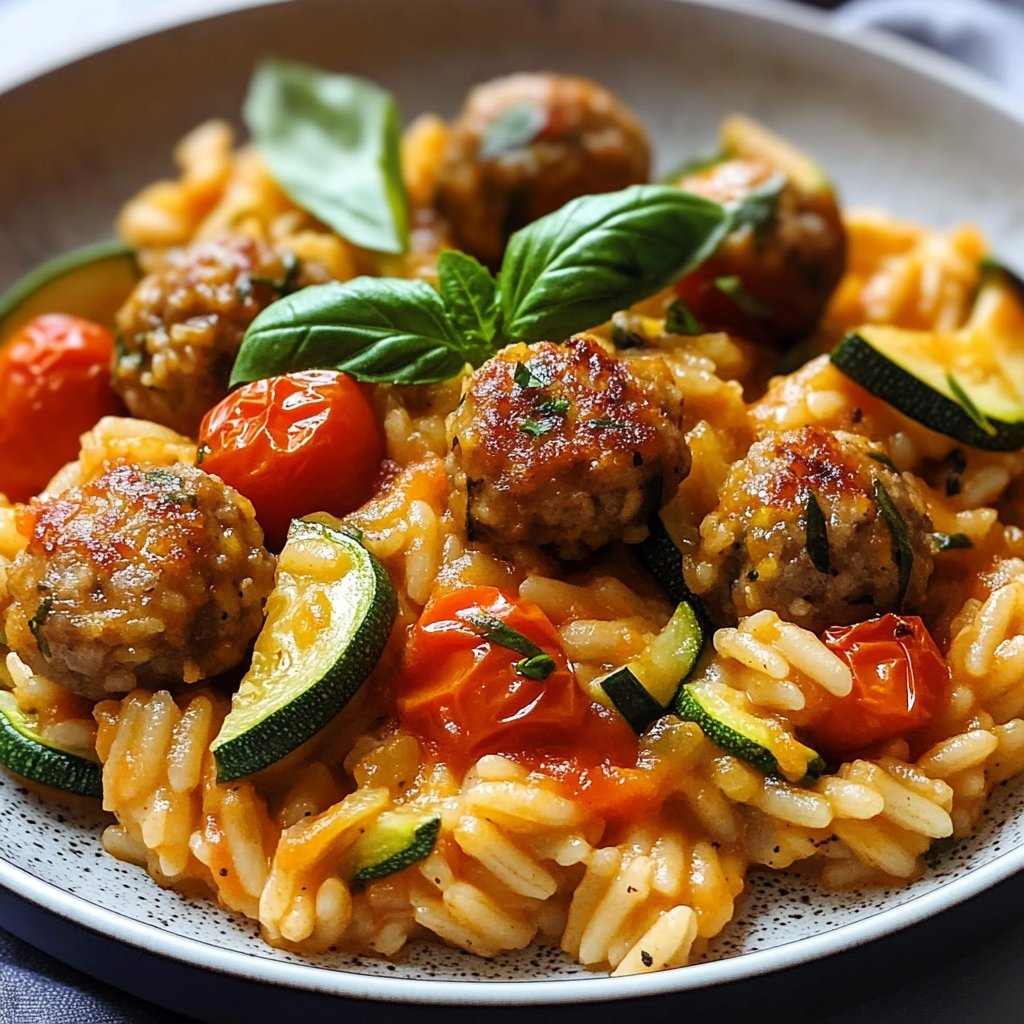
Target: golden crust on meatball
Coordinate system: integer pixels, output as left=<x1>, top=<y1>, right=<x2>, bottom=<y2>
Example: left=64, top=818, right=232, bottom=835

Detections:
left=447, top=335, right=690, bottom=559
left=689, top=427, right=934, bottom=632
left=435, top=73, right=651, bottom=267
left=4, top=462, right=275, bottom=700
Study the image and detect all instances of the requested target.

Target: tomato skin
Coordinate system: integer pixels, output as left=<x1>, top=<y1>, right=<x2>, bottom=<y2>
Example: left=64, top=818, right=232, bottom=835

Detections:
left=808, top=614, right=949, bottom=756
left=197, top=370, right=384, bottom=549
left=398, top=586, right=650, bottom=819
left=0, top=314, right=122, bottom=502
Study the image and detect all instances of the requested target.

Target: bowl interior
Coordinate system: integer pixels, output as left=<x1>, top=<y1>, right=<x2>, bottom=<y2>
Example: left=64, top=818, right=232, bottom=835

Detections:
left=1, top=0, right=1023, bottom=1001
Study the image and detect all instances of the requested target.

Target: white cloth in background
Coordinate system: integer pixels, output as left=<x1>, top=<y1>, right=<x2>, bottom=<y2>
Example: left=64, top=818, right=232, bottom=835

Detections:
left=836, top=0, right=1024, bottom=94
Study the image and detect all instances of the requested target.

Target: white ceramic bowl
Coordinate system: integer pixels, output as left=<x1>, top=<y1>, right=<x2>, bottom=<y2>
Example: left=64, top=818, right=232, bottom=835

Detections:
left=2, top=0, right=1024, bottom=1015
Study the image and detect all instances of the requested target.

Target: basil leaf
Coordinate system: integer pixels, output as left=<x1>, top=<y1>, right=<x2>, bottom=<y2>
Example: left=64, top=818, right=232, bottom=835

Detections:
left=460, top=611, right=545, bottom=658
left=479, top=102, right=547, bottom=160
left=28, top=597, right=53, bottom=659
left=520, top=418, right=558, bottom=438
left=804, top=491, right=830, bottom=574
left=437, top=250, right=498, bottom=358
left=498, top=185, right=728, bottom=342
left=873, top=478, right=913, bottom=608
left=244, top=60, right=408, bottom=254
left=537, top=398, right=569, bottom=416
left=231, top=278, right=470, bottom=387
left=513, top=362, right=550, bottom=389
left=727, top=172, right=785, bottom=238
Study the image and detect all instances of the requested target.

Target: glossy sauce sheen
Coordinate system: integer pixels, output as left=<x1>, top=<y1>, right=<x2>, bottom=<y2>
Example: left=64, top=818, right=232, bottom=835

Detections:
left=397, top=585, right=658, bottom=819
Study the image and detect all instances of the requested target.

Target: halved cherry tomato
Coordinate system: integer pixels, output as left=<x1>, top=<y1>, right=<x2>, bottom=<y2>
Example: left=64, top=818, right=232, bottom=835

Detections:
left=807, top=614, right=949, bottom=757
left=398, top=585, right=652, bottom=819
left=197, top=370, right=384, bottom=549
left=0, top=314, right=122, bottom=502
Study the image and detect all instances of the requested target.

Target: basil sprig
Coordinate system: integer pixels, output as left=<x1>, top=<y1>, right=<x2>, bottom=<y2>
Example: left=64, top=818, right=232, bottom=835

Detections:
left=244, top=60, right=408, bottom=254
left=232, top=185, right=728, bottom=387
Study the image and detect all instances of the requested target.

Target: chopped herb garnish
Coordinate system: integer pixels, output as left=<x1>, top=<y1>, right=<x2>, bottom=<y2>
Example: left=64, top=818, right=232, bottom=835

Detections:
left=143, top=469, right=197, bottom=507
left=804, top=492, right=830, bottom=574
left=873, top=478, right=913, bottom=608
left=714, top=275, right=771, bottom=316
left=536, top=398, right=569, bottom=417
left=665, top=298, right=703, bottom=336
left=461, top=611, right=555, bottom=680
left=946, top=373, right=997, bottom=437
left=113, top=330, right=143, bottom=370
left=587, top=418, right=628, bottom=430
left=196, top=443, right=211, bottom=467
left=515, top=653, right=556, bottom=681
left=520, top=418, right=558, bottom=438
left=867, top=451, right=897, bottom=471
left=479, top=101, right=547, bottom=160
left=931, top=532, right=973, bottom=552
left=28, top=597, right=53, bottom=659
left=611, top=311, right=647, bottom=349
left=237, top=251, right=300, bottom=299
left=513, top=360, right=553, bottom=390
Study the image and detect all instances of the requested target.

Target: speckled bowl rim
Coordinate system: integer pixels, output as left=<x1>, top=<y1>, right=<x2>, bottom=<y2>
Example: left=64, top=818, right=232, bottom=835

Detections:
left=2, top=0, right=1024, bottom=1006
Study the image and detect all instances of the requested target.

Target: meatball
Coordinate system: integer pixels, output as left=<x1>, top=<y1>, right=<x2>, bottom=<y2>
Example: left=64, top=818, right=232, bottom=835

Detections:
left=4, top=462, right=275, bottom=700
left=447, top=335, right=690, bottom=559
left=689, top=427, right=933, bottom=632
left=673, top=156, right=846, bottom=347
left=112, top=235, right=326, bottom=436
left=435, top=73, right=650, bottom=267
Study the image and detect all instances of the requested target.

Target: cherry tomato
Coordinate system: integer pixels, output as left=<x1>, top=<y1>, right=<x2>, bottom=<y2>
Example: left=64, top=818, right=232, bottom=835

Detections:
left=0, top=314, right=122, bottom=502
left=398, top=585, right=653, bottom=819
left=807, top=614, right=949, bottom=756
left=197, top=370, right=384, bottom=549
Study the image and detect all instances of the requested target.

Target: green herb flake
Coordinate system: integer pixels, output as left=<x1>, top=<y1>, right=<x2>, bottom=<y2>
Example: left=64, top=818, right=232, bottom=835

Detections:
left=727, top=172, right=785, bottom=239
left=873, top=478, right=914, bottom=608
left=931, top=532, right=973, bottom=552
left=867, top=451, right=898, bottom=471
left=515, top=653, right=556, bottom=681
left=195, top=443, right=211, bottom=467
left=28, top=597, right=53, bottom=660
left=519, top=418, right=557, bottom=438
left=610, top=311, right=647, bottom=349
left=460, top=611, right=553, bottom=671
left=479, top=102, right=548, bottom=160
left=946, top=372, right=998, bottom=437
left=513, top=361, right=553, bottom=390
left=804, top=492, right=830, bottom=574
left=665, top=298, right=703, bottom=336
left=143, top=469, right=197, bottom=507
left=536, top=398, right=569, bottom=417
left=238, top=250, right=300, bottom=299
left=714, top=275, right=772, bottom=316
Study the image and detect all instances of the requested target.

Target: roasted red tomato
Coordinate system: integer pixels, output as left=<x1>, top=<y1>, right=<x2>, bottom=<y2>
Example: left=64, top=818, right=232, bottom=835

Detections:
left=0, top=314, right=122, bottom=502
left=807, top=614, right=949, bottom=756
left=398, top=585, right=652, bottom=818
left=197, top=370, right=384, bottom=549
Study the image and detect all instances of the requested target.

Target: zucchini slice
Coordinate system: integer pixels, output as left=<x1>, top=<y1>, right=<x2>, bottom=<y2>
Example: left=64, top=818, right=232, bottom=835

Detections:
left=0, top=692, right=102, bottom=798
left=349, top=810, right=441, bottom=887
left=636, top=507, right=689, bottom=605
left=601, top=598, right=706, bottom=733
left=0, top=240, right=140, bottom=344
left=675, top=680, right=824, bottom=785
left=831, top=268, right=1024, bottom=451
left=212, top=514, right=397, bottom=782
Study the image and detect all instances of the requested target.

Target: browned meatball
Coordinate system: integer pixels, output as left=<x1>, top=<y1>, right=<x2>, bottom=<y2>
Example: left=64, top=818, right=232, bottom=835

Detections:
left=447, top=336, right=689, bottom=559
left=674, top=156, right=846, bottom=347
left=4, top=462, right=275, bottom=700
left=112, top=235, right=326, bottom=436
left=689, top=428, right=933, bottom=632
left=435, top=73, right=650, bottom=267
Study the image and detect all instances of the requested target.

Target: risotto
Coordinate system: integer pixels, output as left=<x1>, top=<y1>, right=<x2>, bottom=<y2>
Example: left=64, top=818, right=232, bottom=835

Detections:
left=2, top=61, right=1024, bottom=979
